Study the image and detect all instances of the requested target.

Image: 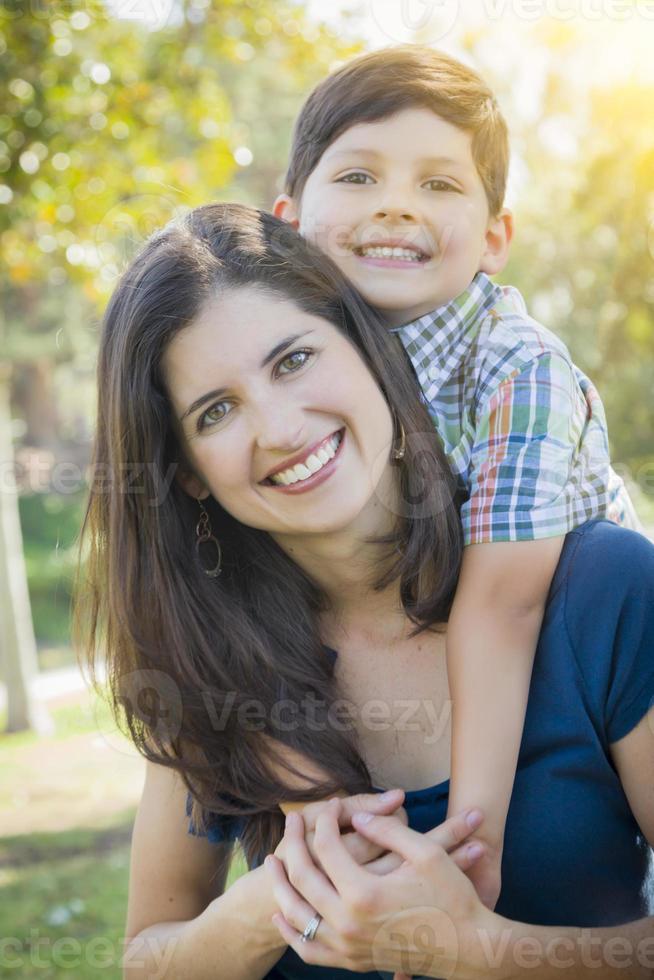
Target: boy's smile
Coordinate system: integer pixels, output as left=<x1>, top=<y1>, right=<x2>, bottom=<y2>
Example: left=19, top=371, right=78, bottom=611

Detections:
left=275, top=107, right=511, bottom=326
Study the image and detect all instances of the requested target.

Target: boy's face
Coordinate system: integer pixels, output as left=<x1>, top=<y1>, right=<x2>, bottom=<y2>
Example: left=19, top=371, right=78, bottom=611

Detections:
left=275, top=107, right=512, bottom=326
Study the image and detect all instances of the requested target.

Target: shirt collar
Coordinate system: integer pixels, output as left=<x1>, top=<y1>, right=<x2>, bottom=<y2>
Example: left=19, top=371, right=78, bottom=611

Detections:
left=389, top=272, right=504, bottom=357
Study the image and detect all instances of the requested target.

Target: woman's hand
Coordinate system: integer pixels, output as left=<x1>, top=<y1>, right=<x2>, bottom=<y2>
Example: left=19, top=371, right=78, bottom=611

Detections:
left=274, top=789, right=408, bottom=876
left=265, top=799, right=494, bottom=978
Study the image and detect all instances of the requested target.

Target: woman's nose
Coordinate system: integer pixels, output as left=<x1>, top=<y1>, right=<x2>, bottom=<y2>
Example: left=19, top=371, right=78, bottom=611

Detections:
left=253, top=408, right=306, bottom=454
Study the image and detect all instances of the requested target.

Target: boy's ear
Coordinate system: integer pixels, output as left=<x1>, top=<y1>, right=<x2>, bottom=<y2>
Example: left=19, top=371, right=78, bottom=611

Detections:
left=273, top=194, right=300, bottom=228
left=479, top=208, right=514, bottom=276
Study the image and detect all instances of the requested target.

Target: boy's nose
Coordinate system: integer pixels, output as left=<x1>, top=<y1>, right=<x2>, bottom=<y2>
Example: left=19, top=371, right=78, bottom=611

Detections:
left=372, top=205, right=418, bottom=223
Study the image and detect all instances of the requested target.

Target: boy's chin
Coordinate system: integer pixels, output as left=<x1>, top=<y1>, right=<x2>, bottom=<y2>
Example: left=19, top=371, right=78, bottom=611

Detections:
left=370, top=298, right=441, bottom=328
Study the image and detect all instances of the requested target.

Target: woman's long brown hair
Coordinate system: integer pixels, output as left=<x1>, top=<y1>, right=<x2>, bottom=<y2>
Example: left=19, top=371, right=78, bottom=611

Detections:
left=74, top=203, right=463, bottom=868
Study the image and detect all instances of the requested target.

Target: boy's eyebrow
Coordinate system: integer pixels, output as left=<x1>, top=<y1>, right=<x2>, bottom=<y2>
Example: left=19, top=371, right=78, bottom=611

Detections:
left=179, top=331, right=314, bottom=422
left=326, top=148, right=467, bottom=170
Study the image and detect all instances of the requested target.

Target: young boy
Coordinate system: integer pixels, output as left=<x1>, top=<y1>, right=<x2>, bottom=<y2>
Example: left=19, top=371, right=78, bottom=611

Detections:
left=273, top=45, right=640, bottom=909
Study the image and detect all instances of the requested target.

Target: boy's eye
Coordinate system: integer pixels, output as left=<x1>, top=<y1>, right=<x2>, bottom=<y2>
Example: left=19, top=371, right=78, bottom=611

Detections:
left=276, top=348, right=313, bottom=375
left=423, top=179, right=459, bottom=192
left=336, top=172, right=374, bottom=185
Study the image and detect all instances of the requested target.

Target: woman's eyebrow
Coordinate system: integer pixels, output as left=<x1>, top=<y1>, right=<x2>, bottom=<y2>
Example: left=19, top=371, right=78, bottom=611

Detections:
left=178, top=330, right=314, bottom=422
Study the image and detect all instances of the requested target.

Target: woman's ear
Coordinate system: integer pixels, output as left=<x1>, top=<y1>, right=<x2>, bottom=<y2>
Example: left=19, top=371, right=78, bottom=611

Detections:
left=175, top=463, right=211, bottom=501
left=479, top=208, right=514, bottom=276
left=273, top=194, right=300, bottom=228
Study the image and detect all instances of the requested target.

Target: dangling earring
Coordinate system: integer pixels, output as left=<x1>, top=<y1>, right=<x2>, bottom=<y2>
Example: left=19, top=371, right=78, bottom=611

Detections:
left=392, top=419, right=406, bottom=461
left=195, top=497, right=222, bottom=577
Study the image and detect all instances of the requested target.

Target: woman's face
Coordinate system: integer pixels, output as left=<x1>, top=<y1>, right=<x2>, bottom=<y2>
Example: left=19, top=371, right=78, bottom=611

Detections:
left=162, top=285, right=397, bottom=540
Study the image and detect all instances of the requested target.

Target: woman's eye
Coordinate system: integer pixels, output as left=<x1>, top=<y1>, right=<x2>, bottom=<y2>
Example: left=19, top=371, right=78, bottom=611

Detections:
left=276, top=349, right=313, bottom=375
left=336, top=172, right=373, bottom=185
left=198, top=401, right=231, bottom=431
left=424, top=179, right=459, bottom=192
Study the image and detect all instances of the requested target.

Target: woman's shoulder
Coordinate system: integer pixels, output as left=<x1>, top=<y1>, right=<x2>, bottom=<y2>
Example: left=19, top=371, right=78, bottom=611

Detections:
left=556, top=519, right=654, bottom=619
left=553, top=520, right=654, bottom=743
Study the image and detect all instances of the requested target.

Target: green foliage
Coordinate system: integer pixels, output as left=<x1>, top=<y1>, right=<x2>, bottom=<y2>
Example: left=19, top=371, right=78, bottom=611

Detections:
left=0, top=0, right=361, bottom=305
left=0, top=691, right=247, bottom=979
left=19, top=492, right=86, bottom=648
left=1, top=0, right=363, bottom=652
left=492, top=31, right=654, bottom=491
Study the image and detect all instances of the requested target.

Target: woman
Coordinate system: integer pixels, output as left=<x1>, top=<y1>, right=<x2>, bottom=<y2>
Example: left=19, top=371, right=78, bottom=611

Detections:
left=76, top=203, right=654, bottom=979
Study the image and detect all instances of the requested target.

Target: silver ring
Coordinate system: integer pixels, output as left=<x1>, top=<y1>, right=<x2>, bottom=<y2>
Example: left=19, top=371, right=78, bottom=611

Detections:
left=300, top=913, right=322, bottom=943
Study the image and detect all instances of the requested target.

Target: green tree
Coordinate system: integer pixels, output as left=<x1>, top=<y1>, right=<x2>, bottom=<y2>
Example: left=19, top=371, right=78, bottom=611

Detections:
left=0, top=0, right=362, bottom=730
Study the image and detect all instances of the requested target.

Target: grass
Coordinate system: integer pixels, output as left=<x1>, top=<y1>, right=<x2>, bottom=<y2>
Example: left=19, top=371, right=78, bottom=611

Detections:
left=0, top=686, right=247, bottom=979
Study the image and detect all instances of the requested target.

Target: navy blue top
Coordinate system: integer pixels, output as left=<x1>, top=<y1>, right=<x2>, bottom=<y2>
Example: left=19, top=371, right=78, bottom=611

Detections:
left=187, top=521, right=654, bottom=979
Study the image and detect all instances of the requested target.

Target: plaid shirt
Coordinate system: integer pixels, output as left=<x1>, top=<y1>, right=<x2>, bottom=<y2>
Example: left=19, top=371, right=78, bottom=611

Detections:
left=390, top=272, right=630, bottom=545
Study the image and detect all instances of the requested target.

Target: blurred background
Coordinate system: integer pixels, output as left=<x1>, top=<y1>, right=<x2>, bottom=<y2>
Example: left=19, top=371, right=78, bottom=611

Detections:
left=1, top=0, right=653, bottom=974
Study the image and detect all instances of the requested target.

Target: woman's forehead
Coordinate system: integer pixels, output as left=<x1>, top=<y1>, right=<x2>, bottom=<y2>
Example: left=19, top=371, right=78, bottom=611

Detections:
left=160, top=285, right=334, bottom=405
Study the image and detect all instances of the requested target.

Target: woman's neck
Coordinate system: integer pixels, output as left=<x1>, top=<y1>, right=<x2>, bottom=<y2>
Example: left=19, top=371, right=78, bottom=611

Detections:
left=270, top=496, right=402, bottom=619
left=272, top=523, right=392, bottom=608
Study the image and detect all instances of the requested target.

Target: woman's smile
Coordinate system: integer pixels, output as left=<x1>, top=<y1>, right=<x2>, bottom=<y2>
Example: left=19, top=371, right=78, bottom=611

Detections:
left=261, top=428, right=345, bottom=493
left=163, top=286, right=396, bottom=539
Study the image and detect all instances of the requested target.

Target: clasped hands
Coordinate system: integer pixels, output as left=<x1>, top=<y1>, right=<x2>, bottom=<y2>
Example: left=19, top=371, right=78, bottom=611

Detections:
left=264, top=789, right=492, bottom=978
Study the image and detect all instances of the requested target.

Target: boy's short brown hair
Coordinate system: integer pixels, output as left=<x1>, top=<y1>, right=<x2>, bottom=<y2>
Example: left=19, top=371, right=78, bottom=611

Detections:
left=285, top=45, right=509, bottom=217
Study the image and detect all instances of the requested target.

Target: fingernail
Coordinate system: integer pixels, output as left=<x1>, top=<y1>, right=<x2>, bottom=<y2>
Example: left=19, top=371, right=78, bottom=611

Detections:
left=379, top=789, right=401, bottom=802
left=466, top=809, right=483, bottom=829
left=353, top=811, right=373, bottom=825
left=467, top=843, right=484, bottom=859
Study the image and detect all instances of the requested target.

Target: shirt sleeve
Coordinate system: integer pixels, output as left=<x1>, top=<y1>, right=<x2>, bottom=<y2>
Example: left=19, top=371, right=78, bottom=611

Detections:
left=563, top=522, right=654, bottom=744
left=462, top=351, right=611, bottom=545
left=186, top=792, right=241, bottom=845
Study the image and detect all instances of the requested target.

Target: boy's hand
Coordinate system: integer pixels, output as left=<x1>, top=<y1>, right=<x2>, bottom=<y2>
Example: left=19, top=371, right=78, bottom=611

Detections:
left=461, top=836, right=502, bottom=910
left=275, top=789, right=408, bottom=875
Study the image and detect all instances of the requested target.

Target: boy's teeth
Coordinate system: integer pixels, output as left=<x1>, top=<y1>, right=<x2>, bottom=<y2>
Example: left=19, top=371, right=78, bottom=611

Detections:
left=359, top=245, right=424, bottom=261
left=270, top=432, right=342, bottom=486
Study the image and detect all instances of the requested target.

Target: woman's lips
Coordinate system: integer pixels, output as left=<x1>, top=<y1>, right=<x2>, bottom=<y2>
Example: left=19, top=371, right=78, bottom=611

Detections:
left=263, top=429, right=345, bottom=495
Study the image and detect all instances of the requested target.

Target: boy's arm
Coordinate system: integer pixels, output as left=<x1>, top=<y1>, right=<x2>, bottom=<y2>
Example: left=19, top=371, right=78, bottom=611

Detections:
left=446, top=535, right=564, bottom=907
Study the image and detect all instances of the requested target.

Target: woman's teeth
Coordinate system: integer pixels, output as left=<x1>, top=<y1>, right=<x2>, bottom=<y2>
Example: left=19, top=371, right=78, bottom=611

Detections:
left=270, top=431, right=342, bottom=486
left=358, top=246, right=425, bottom=262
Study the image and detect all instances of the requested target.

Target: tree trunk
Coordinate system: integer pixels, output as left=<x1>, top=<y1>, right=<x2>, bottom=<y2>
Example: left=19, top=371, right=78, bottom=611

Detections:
left=0, top=363, right=54, bottom=735
left=11, top=359, right=60, bottom=449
